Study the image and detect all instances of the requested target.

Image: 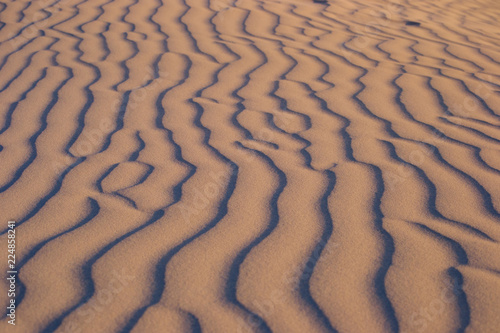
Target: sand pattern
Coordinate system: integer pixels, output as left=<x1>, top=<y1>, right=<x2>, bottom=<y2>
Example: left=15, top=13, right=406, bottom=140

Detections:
left=1, top=0, right=500, bottom=332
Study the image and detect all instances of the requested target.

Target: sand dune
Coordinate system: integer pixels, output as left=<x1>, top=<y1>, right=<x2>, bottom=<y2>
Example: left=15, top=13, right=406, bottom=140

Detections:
left=1, top=0, right=500, bottom=332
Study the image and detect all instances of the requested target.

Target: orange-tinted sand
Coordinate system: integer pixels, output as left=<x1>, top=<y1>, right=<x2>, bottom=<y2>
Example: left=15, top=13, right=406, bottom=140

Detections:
left=1, top=0, right=500, bottom=332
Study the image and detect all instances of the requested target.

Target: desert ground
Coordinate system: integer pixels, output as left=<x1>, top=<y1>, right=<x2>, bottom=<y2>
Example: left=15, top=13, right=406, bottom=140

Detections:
left=1, top=0, right=500, bottom=332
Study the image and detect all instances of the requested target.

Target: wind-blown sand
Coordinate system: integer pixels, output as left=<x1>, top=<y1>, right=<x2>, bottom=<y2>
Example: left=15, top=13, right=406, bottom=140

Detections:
left=0, top=0, right=500, bottom=332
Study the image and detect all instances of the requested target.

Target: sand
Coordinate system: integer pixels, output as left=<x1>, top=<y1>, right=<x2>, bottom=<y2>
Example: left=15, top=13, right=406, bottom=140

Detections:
left=0, top=0, right=500, bottom=332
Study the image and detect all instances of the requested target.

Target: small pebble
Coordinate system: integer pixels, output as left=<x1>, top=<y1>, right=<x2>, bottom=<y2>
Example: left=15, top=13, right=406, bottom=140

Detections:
left=405, top=21, right=421, bottom=26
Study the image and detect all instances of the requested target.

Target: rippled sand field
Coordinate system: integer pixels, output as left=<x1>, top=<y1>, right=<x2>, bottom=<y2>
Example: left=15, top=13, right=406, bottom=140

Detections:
left=1, top=0, right=500, bottom=332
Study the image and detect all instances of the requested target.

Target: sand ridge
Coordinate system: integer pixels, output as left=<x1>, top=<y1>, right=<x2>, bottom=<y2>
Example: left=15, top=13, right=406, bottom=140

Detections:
left=0, top=0, right=500, bottom=332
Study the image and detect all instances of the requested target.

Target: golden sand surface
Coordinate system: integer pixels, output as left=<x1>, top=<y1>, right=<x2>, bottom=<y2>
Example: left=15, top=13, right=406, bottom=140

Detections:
left=0, top=0, right=500, bottom=332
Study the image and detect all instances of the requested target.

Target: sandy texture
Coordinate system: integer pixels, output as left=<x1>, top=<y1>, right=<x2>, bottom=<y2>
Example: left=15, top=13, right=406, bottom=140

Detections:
left=1, top=0, right=500, bottom=332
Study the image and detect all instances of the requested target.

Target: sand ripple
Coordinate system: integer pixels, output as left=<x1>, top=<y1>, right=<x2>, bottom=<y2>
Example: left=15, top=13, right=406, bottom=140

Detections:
left=1, top=0, right=500, bottom=332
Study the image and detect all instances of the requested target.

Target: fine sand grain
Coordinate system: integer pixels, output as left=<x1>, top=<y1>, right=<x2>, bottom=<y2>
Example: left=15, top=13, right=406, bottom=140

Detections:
left=0, top=0, right=500, bottom=332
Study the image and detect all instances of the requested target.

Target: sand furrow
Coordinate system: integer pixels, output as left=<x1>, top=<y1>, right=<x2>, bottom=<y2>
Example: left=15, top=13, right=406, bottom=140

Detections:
left=51, top=2, right=247, bottom=330
left=1, top=0, right=500, bottom=332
